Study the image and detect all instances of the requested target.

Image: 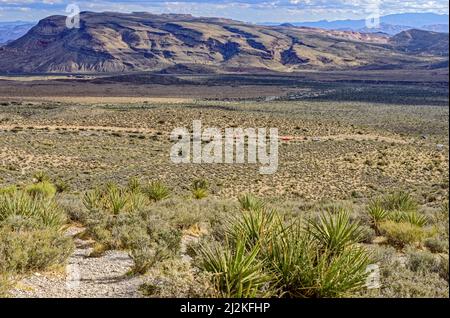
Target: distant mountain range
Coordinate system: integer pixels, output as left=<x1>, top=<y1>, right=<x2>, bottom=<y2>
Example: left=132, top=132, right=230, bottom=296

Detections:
left=267, top=13, right=449, bottom=35
left=0, top=21, right=35, bottom=45
left=0, top=12, right=448, bottom=74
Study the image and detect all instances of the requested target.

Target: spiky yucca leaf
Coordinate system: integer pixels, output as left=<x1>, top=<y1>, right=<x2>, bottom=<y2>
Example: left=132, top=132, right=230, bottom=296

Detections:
left=227, top=208, right=280, bottom=249
left=238, top=193, right=265, bottom=211
left=199, top=239, right=271, bottom=298
left=307, top=208, right=364, bottom=252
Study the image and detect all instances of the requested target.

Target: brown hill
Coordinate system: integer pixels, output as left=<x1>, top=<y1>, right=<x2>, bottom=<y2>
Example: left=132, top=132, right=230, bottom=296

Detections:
left=389, top=29, right=449, bottom=56
left=0, top=11, right=447, bottom=73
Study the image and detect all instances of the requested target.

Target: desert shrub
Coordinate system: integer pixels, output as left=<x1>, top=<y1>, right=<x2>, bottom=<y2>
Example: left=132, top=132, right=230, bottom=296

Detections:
left=0, top=274, right=14, bottom=298
left=378, top=221, right=425, bottom=248
left=0, top=227, right=73, bottom=274
left=58, top=194, right=85, bottom=223
left=144, top=181, right=171, bottom=202
left=192, top=179, right=208, bottom=191
left=424, top=237, right=448, bottom=254
left=438, top=255, right=449, bottom=282
left=129, top=234, right=164, bottom=275
left=238, top=194, right=265, bottom=211
left=140, top=259, right=214, bottom=298
left=360, top=225, right=377, bottom=243
left=25, top=181, right=57, bottom=199
left=406, top=249, right=442, bottom=274
left=379, top=263, right=448, bottom=298
left=0, top=189, right=72, bottom=282
left=81, top=184, right=182, bottom=272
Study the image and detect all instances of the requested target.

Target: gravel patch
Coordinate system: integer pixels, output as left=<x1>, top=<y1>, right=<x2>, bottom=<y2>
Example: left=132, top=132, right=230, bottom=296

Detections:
left=10, top=228, right=145, bottom=298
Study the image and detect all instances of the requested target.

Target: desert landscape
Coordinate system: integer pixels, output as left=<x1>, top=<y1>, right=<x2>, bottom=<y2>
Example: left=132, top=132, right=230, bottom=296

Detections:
left=0, top=9, right=449, bottom=299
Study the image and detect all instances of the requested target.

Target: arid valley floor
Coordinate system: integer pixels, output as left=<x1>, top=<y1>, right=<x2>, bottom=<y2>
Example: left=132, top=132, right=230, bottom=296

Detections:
left=0, top=71, right=449, bottom=298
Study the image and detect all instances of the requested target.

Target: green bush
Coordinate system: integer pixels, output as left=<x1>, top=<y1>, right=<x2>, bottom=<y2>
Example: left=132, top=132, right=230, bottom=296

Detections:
left=25, top=181, right=57, bottom=199
left=0, top=228, right=73, bottom=274
left=0, top=186, right=17, bottom=195
left=379, top=221, right=425, bottom=247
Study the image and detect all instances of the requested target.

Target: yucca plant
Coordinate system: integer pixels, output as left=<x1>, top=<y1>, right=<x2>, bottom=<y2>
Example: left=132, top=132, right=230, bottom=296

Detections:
left=127, top=192, right=148, bottom=213
left=263, top=223, right=315, bottom=297
left=238, top=194, right=265, bottom=211
left=265, top=220, right=371, bottom=298
left=106, top=186, right=127, bottom=215
left=312, top=246, right=371, bottom=298
left=82, top=188, right=102, bottom=211
left=144, top=181, right=171, bottom=202
left=36, top=200, right=67, bottom=228
left=192, top=188, right=208, bottom=200
left=227, top=208, right=279, bottom=249
left=307, top=208, right=364, bottom=253
left=0, top=191, right=65, bottom=229
left=0, top=185, right=17, bottom=195
left=381, top=191, right=417, bottom=213
left=32, top=171, right=50, bottom=183
left=401, top=212, right=428, bottom=228
left=0, top=192, right=36, bottom=221
left=192, top=179, right=208, bottom=191
left=127, top=177, right=141, bottom=193
left=367, top=199, right=389, bottom=234
left=199, top=239, right=272, bottom=298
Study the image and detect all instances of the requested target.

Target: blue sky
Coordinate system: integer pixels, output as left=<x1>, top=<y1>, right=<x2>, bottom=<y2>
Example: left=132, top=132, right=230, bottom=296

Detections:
left=0, top=0, right=448, bottom=23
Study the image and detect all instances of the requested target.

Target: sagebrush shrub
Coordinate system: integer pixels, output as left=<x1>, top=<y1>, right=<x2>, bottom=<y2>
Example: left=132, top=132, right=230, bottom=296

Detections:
left=379, top=220, right=425, bottom=247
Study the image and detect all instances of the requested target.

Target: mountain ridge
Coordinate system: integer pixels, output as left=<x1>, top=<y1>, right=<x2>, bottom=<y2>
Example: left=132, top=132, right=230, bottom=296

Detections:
left=264, top=13, right=449, bottom=35
left=0, top=12, right=447, bottom=74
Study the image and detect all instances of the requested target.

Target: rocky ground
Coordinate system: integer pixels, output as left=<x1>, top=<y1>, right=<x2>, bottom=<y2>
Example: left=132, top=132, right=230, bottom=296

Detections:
left=11, top=227, right=144, bottom=298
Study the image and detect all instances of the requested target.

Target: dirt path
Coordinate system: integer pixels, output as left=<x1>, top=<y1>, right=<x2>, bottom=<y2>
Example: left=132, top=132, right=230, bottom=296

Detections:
left=0, top=124, right=158, bottom=134
left=11, top=227, right=144, bottom=298
left=1, top=124, right=411, bottom=144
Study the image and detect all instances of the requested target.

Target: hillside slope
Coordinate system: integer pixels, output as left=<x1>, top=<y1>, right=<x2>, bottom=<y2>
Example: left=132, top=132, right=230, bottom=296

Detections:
left=0, top=12, right=447, bottom=73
